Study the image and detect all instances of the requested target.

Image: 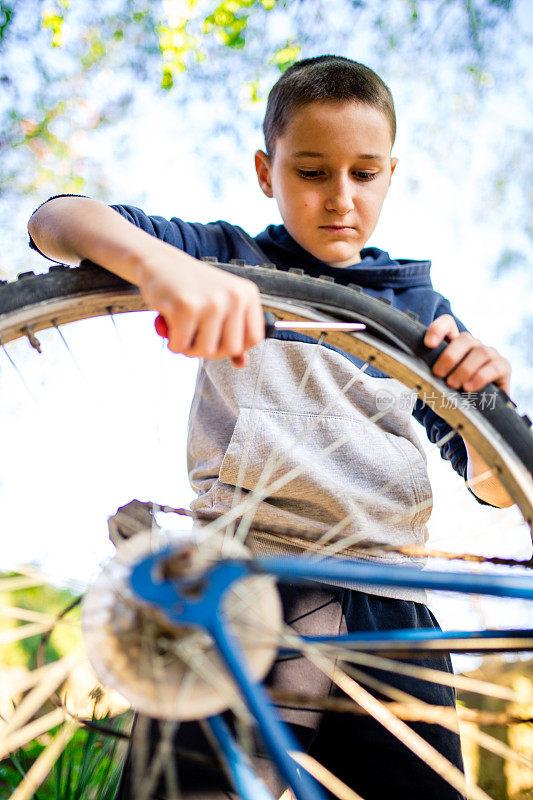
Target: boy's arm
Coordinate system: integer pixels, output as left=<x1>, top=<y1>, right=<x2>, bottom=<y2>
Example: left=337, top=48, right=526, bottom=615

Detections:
left=424, top=314, right=513, bottom=508
left=28, top=196, right=265, bottom=367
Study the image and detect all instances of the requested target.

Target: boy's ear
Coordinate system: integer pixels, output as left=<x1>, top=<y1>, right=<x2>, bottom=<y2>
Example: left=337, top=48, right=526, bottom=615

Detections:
left=389, top=157, right=398, bottom=185
left=255, top=150, right=273, bottom=198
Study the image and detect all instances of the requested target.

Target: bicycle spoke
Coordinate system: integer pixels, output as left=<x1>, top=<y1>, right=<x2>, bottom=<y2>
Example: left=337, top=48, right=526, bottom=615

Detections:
left=2, top=652, right=82, bottom=738
left=107, top=306, right=130, bottom=355
left=213, top=377, right=495, bottom=571
left=312, top=471, right=495, bottom=562
left=0, top=574, right=47, bottom=592
left=202, top=405, right=394, bottom=545
left=224, top=586, right=456, bottom=795
left=338, top=658, right=533, bottom=775
left=232, top=600, right=533, bottom=755
left=137, top=608, right=183, bottom=800
left=2, top=660, right=70, bottom=697
left=228, top=583, right=533, bottom=705
left=132, top=714, right=151, bottom=799
left=310, top=430, right=458, bottom=552
left=293, top=644, right=532, bottom=703
left=0, top=605, right=77, bottom=626
left=225, top=334, right=269, bottom=546
left=228, top=578, right=533, bottom=799
left=232, top=335, right=329, bottom=545
left=8, top=720, right=79, bottom=800
left=136, top=719, right=181, bottom=800
left=310, top=435, right=488, bottom=561
left=162, top=721, right=181, bottom=800
left=0, top=708, right=67, bottom=760
left=344, top=655, right=533, bottom=773
left=51, top=320, right=83, bottom=373
left=203, top=347, right=512, bottom=570
left=304, top=649, right=488, bottom=800
left=146, top=640, right=255, bottom=799
left=270, top=692, right=533, bottom=725
left=290, top=751, right=365, bottom=800
left=232, top=358, right=424, bottom=555
left=182, top=507, right=532, bottom=570
left=233, top=368, right=365, bottom=545
left=273, top=615, right=477, bottom=799
left=0, top=621, right=55, bottom=646
left=461, top=724, right=533, bottom=774
left=0, top=338, right=38, bottom=403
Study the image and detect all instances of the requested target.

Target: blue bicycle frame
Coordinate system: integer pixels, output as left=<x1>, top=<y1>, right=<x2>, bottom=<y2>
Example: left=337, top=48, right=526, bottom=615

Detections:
left=130, top=552, right=533, bottom=800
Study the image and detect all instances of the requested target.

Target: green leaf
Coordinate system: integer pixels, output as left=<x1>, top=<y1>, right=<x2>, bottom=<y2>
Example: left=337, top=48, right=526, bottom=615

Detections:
left=41, top=8, right=64, bottom=48
left=80, top=29, right=107, bottom=69
left=0, top=2, right=14, bottom=41
left=245, top=77, right=262, bottom=102
left=72, top=726, right=97, bottom=799
left=161, top=67, right=174, bottom=89
left=9, top=745, right=45, bottom=800
left=270, top=40, right=301, bottom=72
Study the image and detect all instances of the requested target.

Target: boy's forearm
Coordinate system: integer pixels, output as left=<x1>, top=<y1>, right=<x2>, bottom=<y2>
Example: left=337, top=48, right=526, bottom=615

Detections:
left=27, top=196, right=265, bottom=366
left=27, top=196, right=187, bottom=285
left=464, top=440, right=514, bottom=508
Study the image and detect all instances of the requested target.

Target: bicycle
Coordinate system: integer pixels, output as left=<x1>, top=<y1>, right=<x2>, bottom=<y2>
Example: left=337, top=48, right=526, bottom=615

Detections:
left=1, top=259, right=532, bottom=800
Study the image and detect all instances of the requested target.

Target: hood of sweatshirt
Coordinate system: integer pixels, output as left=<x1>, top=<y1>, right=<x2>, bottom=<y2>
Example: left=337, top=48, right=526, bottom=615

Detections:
left=254, top=224, right=433, bottom=290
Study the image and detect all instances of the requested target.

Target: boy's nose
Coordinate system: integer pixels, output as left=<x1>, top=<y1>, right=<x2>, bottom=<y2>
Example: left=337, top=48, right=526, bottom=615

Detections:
left=325, top=175, right=354, bottom=215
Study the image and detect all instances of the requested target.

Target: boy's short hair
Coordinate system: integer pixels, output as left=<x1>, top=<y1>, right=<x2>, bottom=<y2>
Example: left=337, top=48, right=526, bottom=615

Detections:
left=263, top=55, right=396, bottom=157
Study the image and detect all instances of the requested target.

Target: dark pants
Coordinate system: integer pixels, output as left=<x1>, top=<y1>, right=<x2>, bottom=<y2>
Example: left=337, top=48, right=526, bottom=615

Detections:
left=115, top=584, right=464, bottom=799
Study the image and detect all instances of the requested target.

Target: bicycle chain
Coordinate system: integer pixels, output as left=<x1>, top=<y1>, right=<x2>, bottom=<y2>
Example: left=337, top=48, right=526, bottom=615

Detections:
left=156, top=506, right=533, bottom=569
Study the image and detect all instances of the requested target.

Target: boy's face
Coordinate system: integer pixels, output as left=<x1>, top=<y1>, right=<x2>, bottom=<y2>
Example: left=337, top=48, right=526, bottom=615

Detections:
left=255, top=100, right=397, bottom=267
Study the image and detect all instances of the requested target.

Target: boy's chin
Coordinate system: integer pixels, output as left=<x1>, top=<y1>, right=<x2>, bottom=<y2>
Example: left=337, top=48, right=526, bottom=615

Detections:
left=290, top=232, right=361, bottom=267
left=317, top=246, right=362, bottom=268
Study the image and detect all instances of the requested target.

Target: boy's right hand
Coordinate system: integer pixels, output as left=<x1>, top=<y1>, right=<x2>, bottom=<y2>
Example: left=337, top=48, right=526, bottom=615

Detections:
left=136, top=244, right=265, bottom=368
left=28, top=196, right=264, bottom=367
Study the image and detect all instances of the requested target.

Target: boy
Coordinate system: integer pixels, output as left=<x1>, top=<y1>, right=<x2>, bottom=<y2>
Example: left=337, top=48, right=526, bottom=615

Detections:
left=28, top=56, right=511, bottom=799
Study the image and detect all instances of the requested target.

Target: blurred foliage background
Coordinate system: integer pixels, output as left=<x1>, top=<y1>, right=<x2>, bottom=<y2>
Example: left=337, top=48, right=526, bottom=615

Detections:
left=1, top=0, right=531, bottom=248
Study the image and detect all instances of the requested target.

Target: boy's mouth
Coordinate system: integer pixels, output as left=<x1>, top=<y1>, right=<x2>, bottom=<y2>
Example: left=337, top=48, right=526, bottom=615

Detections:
left=320, top=225, right=354, bottom=232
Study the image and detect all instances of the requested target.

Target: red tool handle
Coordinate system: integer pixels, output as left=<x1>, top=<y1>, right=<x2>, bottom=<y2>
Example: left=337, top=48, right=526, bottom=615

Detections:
left=155, top=314, right=169, bottom=338
left=154, top=312, right=275, bottom=340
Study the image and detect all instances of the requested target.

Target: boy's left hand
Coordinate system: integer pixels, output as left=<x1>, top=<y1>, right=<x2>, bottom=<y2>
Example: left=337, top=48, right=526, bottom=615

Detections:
left=424, top=314, right=511, bottom=395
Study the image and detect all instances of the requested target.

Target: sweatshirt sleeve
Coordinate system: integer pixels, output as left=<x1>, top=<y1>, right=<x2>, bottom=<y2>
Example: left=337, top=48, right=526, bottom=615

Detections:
left=412, top=293, right=495, bottom=506
left=108, top=203, right=271, bottom=265
left=28, top=195, right=262, bottom=265
left=108, top=203, right=239, bottom=262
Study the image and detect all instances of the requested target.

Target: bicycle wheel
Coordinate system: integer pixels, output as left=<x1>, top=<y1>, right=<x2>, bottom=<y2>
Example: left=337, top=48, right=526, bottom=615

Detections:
left=1, top=259, right=532, bottom=800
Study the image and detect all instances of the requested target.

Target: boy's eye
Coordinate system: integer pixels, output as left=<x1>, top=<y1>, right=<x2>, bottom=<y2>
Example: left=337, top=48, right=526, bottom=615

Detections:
left=296, top=169, right=378, bottom=181
left=297, top=169, right=323, bottom=179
